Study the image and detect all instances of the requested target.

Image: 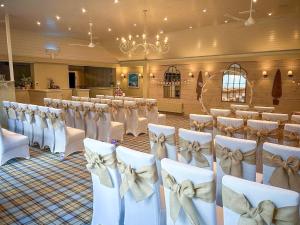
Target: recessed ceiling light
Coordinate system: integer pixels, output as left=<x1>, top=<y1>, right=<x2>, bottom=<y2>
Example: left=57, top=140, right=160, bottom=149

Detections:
left=56, top=15, right=61, bottom=20
left=253, top=0, right=257, bottom=2
left=88, top=31, right=91, bottom=35
left=136, top=34, right=139, bottom=38
left=268, top=12, right=272, bottom=16
left=114, top=0, right=119, bottom=3
left=0, top=4, right=4, bottom=7
left=164, top=17, right=168, bottom=21
left=116, top=37, right=119, bottom=41
left=202, top=9, right=207, bottom=13
left=224, top=20, right=228, bottom=23
left=189, top=26, right=193, bottom=29
left=133, top=23, right=137, bottom=27
left=36, top=21, right=41, bottom=26
left=108, top=28, right=112, bottom=32
left=160, top=30, right=164, bottom=34
left=68, top=27, right=72, bottom=31
left=82, top=8, right=87, bottom=13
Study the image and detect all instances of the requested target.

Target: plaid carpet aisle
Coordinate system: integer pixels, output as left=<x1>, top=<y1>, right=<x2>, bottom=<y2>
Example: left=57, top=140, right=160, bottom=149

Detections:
left=0, top=114, right=189, bottom=225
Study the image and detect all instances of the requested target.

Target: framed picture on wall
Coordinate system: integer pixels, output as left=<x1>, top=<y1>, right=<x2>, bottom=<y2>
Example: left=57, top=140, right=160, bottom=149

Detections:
left=128, top=72, right=139, bottom=88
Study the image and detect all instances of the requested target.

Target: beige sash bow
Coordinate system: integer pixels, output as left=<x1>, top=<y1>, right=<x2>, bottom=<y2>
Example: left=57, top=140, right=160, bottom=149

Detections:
left=51, top=102, right=61, bottom=108
left=94, top=108, right=108, bottom=121
left=83, top=106, right=95, bottom=118
left=47, top=112, right=65, bottom=129
left=61, top=104, right=68, bottom=111
left=162, top=170, right=215, bottom=225
left=263, top=150, right=300, bottom=192
left=215, top=144, right=256, bottom=177
left=147, top=102, right=157, bottom=112
left=16, top=108, right=26, bottom=121
left=124, top=105, right=137, bottom=116
left=25, top=109, right=35, bottom=124
left=191, top=120, right=213, bottom=131
left=111, top=103, right=123, bottom=120
left=222, top=185, right=299, bottom=225
left=73, top=105, right=83, bottom=119
left=149, top=132, right=175, bottom=160
left=179, top=138, right=211, bottom=168
left=283, top=130, right=300, bottom=147
left=85, top=148, right=117, bottom=188
left=7, top=106, right=17, bottom=119
left=117, top=159, right=158, bottom=202
left=217, top=122, right=245, bottom=137
left=247, top=127, right=280, bottom=143
left=38, top=111, right=48, bottom=128
left=44, top=102, right=51, bottom=107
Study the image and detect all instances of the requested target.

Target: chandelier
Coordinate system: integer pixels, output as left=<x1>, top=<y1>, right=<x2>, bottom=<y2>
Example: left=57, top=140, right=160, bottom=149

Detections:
left=119, top=9, right=169, bottom=58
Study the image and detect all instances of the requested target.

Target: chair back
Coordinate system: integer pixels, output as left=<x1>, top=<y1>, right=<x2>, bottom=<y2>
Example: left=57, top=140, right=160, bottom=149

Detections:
left=111, top=100, right=125, bottom=123
left=96, top=94, right=105, bottom=99
left=189, top=114, right=213, bottom=133
left=12, top=102, right=24, bottom=135
left=124, top=100, right=138, bottom=125
left=95, top=103, right=111, bottom=142
left=116, top=146, right=162, bottom=225
left=104, top=95, right=114, bottom=100
left=61, top=100, right=74, bottom=127
left=217, top=117, right=245, bottom=139
left=235, top=110, right=259, bottom=121
left=80, top=97, right=90, bottom=102
left=222, top=175, right=299, bottom=225
left=44, top=98, right=52, bottom=107
left=146, top=99, right=159, bottom=123
left=71, top=101, right=85, bottom=130
left=283, top=123, right=300, bottom=147
left=253, top=106, right=275, bottom=113
left=210, top=108, right=232, bottom=127
left=90, top=98, right=101, bottom=103
left=161, top=158, right=217, bottom=225
left=262, top=112, right=289, bottom=126
left=100, top=98, right=112, bottom=105
left=291, top=114, right=300, bottom=124
left=84, top=138, right=122, bottom=225
left=48, top=107, right=67, bottom=147
left=215, top=135, right=257, bottom=205
left=178, top=128, right=213, bottom=170
left=83, top=102, right=97, bottom=139
left=52, top=98, right=62, bottom=108
left=71, top=96, right=80, bottom=101
left=136, top=98, right=147, bottom=118
left=3, top=101, right=16, bottom=132
left=115, top=96, right=124, bottom=101
left=230, top=104, right=249, bottom=113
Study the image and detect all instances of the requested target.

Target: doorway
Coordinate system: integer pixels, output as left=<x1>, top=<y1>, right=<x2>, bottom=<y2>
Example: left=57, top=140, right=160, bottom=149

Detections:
left=69, top=71, right=76, bottom=88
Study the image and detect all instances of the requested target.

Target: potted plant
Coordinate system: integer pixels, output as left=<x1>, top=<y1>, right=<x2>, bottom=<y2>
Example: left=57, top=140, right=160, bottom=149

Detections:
left=20, top=75, right=32, bottom=89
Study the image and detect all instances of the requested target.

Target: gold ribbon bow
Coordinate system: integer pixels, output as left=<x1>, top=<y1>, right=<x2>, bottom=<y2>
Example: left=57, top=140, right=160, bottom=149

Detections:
left=47, top=112, right=65, bottom=129
left=215, top=144, right=256, bottom=177
left=51, top=102, right=61, bottom=108
left=83, top=106, right=94, bottom=118
left=222, top=185, right=299, bottom=225
left=283, top=130, right=300, bottom=147
left=25, top=109, right=35, bottom=124
left=117, top=159, right=158, bottom=202
left=62, top=104, right=68, bottom=111
left=38, top=111, right=48, bottom=128
left=94, top=108, right=108, bottom=121
left=124, top=105, right=137, bottom=116
left=7, top=106, right=17, bottom=119
left=16, top=108, right=26, bottom=121
left=85, top=148, right=117, bottom=188
left=111, top=103, right=122, bottom=120
left=191, top=120, right=213, bottom=131
left=147, top=102, right=157, bottom=112
left=179, top=138, right=211, bottom=168
left=73, top=105, right=82, bottom=119
left=247, top=127, right=280, bottom=144
left=217, top=122, right=245, bottom=137
left=149, top=132, right=175, bottom=160
left=44, top=102, right=52, bottom=107
left=162, top=170, right=215, bottom=225
left=263, top=150, right=300, bottom=192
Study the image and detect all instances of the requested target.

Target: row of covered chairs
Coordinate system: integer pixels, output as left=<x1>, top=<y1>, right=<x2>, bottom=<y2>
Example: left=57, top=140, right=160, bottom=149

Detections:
left=84, top=137, right=300, bottom=225
left=2, top=101, right=85, bottom=159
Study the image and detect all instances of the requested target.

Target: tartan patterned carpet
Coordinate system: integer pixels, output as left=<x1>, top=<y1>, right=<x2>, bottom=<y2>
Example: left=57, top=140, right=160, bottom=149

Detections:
left=0, top=114, right=189, bottom=225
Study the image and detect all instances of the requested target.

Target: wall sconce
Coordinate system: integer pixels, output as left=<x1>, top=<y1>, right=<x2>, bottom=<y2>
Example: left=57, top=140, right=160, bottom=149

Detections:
left=262, top=70, right=268, bottom=78
left=188, top=72, right=194, bottom=78
left=121, top=73, right=126, bottom=79
left=150, top=73, right=155, bottom=78
left=138, top=73, right=143, bottom=78
left=288, top=70, right=293, bottom=78
left=204, top=71, right=210, bottom=78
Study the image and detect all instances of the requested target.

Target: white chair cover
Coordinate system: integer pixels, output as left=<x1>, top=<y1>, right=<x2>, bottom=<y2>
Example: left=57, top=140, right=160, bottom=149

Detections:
left=71, top=96, right=80, bottom=101
left=291, top=115, right=300, bottom=124
left=253, top=106, right=275, bottom=113
left=283, top=123, right=300, bottom=147
left=0, top=123, right=30, bottom=166
left=210, top=109, right=232, bottom=136
left=189, top=114, right=213, bottom=134
left=235, top=110, right=259, bottom=121
left=262, top=112, right=289, bottom=126
left=124, top=97, right=135, bottom=101
left=115, top=96, right=125, bottom=101
left=12, top=102, right=24, bottom=135
left=83, top=102, right=97, bottom=139
left=71, top=101, right=85, bottom=130
left=116, top=146, right=164, bottom=225
left=161, top=158, right=217, bottom=225
left=90, top=98, right=101, bottom=103
left=80, top=97, right=90, bottom=102
left=95, top=103, right=124, bottom=142
left=217, top=117, right=245, bottom=139
left=262, top=142, right=300, bottom=190
left=136, top=98, right=147, bottom=118
left=124, top=100, right=148, bottom=137
left=62, top=100, right=75, bottom=128
left=49, top=108, right=85, bottom=157
left=20, top=103, right=34, bottom=145
left=222, top=175, right=299, bottom=225
left=111, top=100, right=126, bottom=124
left=2, top=101, right=16, bottom=132
left=230, top=104, right=249, bottom=113
left=215, top=135, right=257, bottom=206
left=178, top=128, right=213, bottom=170
left=146, top=99, right=160, bottom=124
left=104, top=95, right=114, bottom=100
left=51, top=98, right=62, bottom=108
left=96, top=95, right=105, bottom=99
left=44, top=98, right=52, bottom=107
left=30, top=104, right=44, bottom=147
left=83, top=138, right=122, bottom=225
left=38, top=106, right=55, bottom=151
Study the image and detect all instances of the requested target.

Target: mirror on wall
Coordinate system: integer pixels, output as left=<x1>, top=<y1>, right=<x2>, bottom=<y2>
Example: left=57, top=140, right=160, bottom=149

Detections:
left=221, top=63, right=247, bottom=103
left=163, top=65, right=181, bottom=98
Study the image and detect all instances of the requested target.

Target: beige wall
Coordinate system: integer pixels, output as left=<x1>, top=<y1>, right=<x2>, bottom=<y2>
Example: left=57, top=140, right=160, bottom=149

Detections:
left=33, top=63, right=69, bottom=89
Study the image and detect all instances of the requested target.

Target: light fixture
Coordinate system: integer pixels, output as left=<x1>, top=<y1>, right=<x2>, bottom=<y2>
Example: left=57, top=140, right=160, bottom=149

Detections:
left=45, top=47, right=60, bottom=59
left=36, top=21, right=41, bottom=26
left=119, top=9, right=169, bottom=58
left=138, top=73, right=143, bottom=78
left=108, top=28, right=112, bottom=32
left=164, top=17, right=168, bottom=21
left=68, top=27, right=72, bottom=31
left=189, top=26, right=193, bottom=29
left=202, top=9, right=207, bottom=13
left=114, top=0, right=119, bottom=3
left=288, top=70, right=293, bottom=78
left=133, top=23, right=137, bottom=27
left=268, top=12, right=272, bottom=16
left=160, top=30, right=164, bottom=34
left=82, top=8, right=87, bottom=13
left=88, top=31, right=91, bottom=35
left=116, top=37, right=119, bottom=41
left=262, top=70, right=268, bottom=78
left=56, top=15, right=61, bottom=20
left=136, top=34, right=139, bottom=38
left=150, top=73, right=155, bottom=78
left=253, top=0, right=257, bottom=2
left=204, top=71, right=209, bottom=77
left=224, top=20, right=228, bottom=23
left=121, top=73, right=126, bottom=79
left=0, top=4, right=4, bottom=7
left=188, top=72, right=194, bottom=78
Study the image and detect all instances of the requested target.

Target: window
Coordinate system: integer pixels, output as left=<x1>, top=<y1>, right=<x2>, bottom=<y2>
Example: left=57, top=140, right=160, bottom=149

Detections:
left=163, top=65, right=181, bottom=98
left=221, top=63, right=247, bottom=103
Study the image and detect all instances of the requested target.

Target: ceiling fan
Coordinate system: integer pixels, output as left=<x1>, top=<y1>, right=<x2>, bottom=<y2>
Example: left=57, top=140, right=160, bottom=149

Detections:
left=224, top=0, right=256, bottom=26
left=69, top=22, right=97, bottom=48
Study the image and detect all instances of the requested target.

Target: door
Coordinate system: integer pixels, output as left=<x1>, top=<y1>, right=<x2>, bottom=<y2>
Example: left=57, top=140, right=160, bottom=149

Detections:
left=69, top=71, right=76, bottom=88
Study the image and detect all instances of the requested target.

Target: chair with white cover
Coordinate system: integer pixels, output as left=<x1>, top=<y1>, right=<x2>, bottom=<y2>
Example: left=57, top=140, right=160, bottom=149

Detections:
left=189, top=114, right=213, bottom=133
left=70, top=101, right=85, bottom=130
left=247, top=119, right=279, bottom=171
left=30, top=104, right=45, bottom=147
left=96, top=95, right=105, bottom=99
left=146, top=99, right=166, bottom=125
left=254, top=106, right=275, bottom=119
left=136, top=98, right=147, bottom=118
left=80, top=97, right=90, bottom=102
left=44, top=98, right=52, bottom=107
left=262, top=112, right=289, bottom=127
left=115, top=96, right=124, bottom=101
left=210, top=108, right=232, bottom=131
left=124, top=100, right=148, bottom=136
left=111, top=100, right=126, bottom=124
left=235, top=110, right=259, bottom=123
left=262, top=142, right=300, bottom=193
left=2, top=101, right=16, bottom=132
left=116, top=146, right=164, bottom=225
left=215, top=135, right=257, bottom=206
left=230, top=104, right=249, bottom=114
left=123, top=96, right=135, bottom=101
left=161, top=158, right=217, bottom=225
left=82, top=102, right=97, bottom=139
left=178, top=128, right=213, bottom=170
left=100, top=98, right=112, bottom=105
left=283, top=123, right=300, bottom=147
left=51, top=98, right=62, bottom=108
left=216, top=117, right=245, bottom=139
left=222, top=175, right=299, bottom=225
left=0, top=123, right=30, bottom=166
left=83, top=138, right=122, bottom=225
left=104, top=95, right=114, bottom=100
left=38, top=106, right=55, bottom=151
left=90, top=98, right=101, bottom=104
left=62, top=100, right=75, bottom=128
left=71, top=96, right=80, bottom=101
left=23, top=104, right=35, bottom=145
left=49, top=108, right=85, bottom=157
left=95, top=103, right=124, bottom=142
left=291, top=114, right=300, bottom=124
left=11, top=102, right=25, bottom=135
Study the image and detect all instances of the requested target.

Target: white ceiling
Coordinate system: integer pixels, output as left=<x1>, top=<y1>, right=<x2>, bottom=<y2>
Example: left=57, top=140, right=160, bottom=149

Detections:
left=0, top=0, right=299, bottom=61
